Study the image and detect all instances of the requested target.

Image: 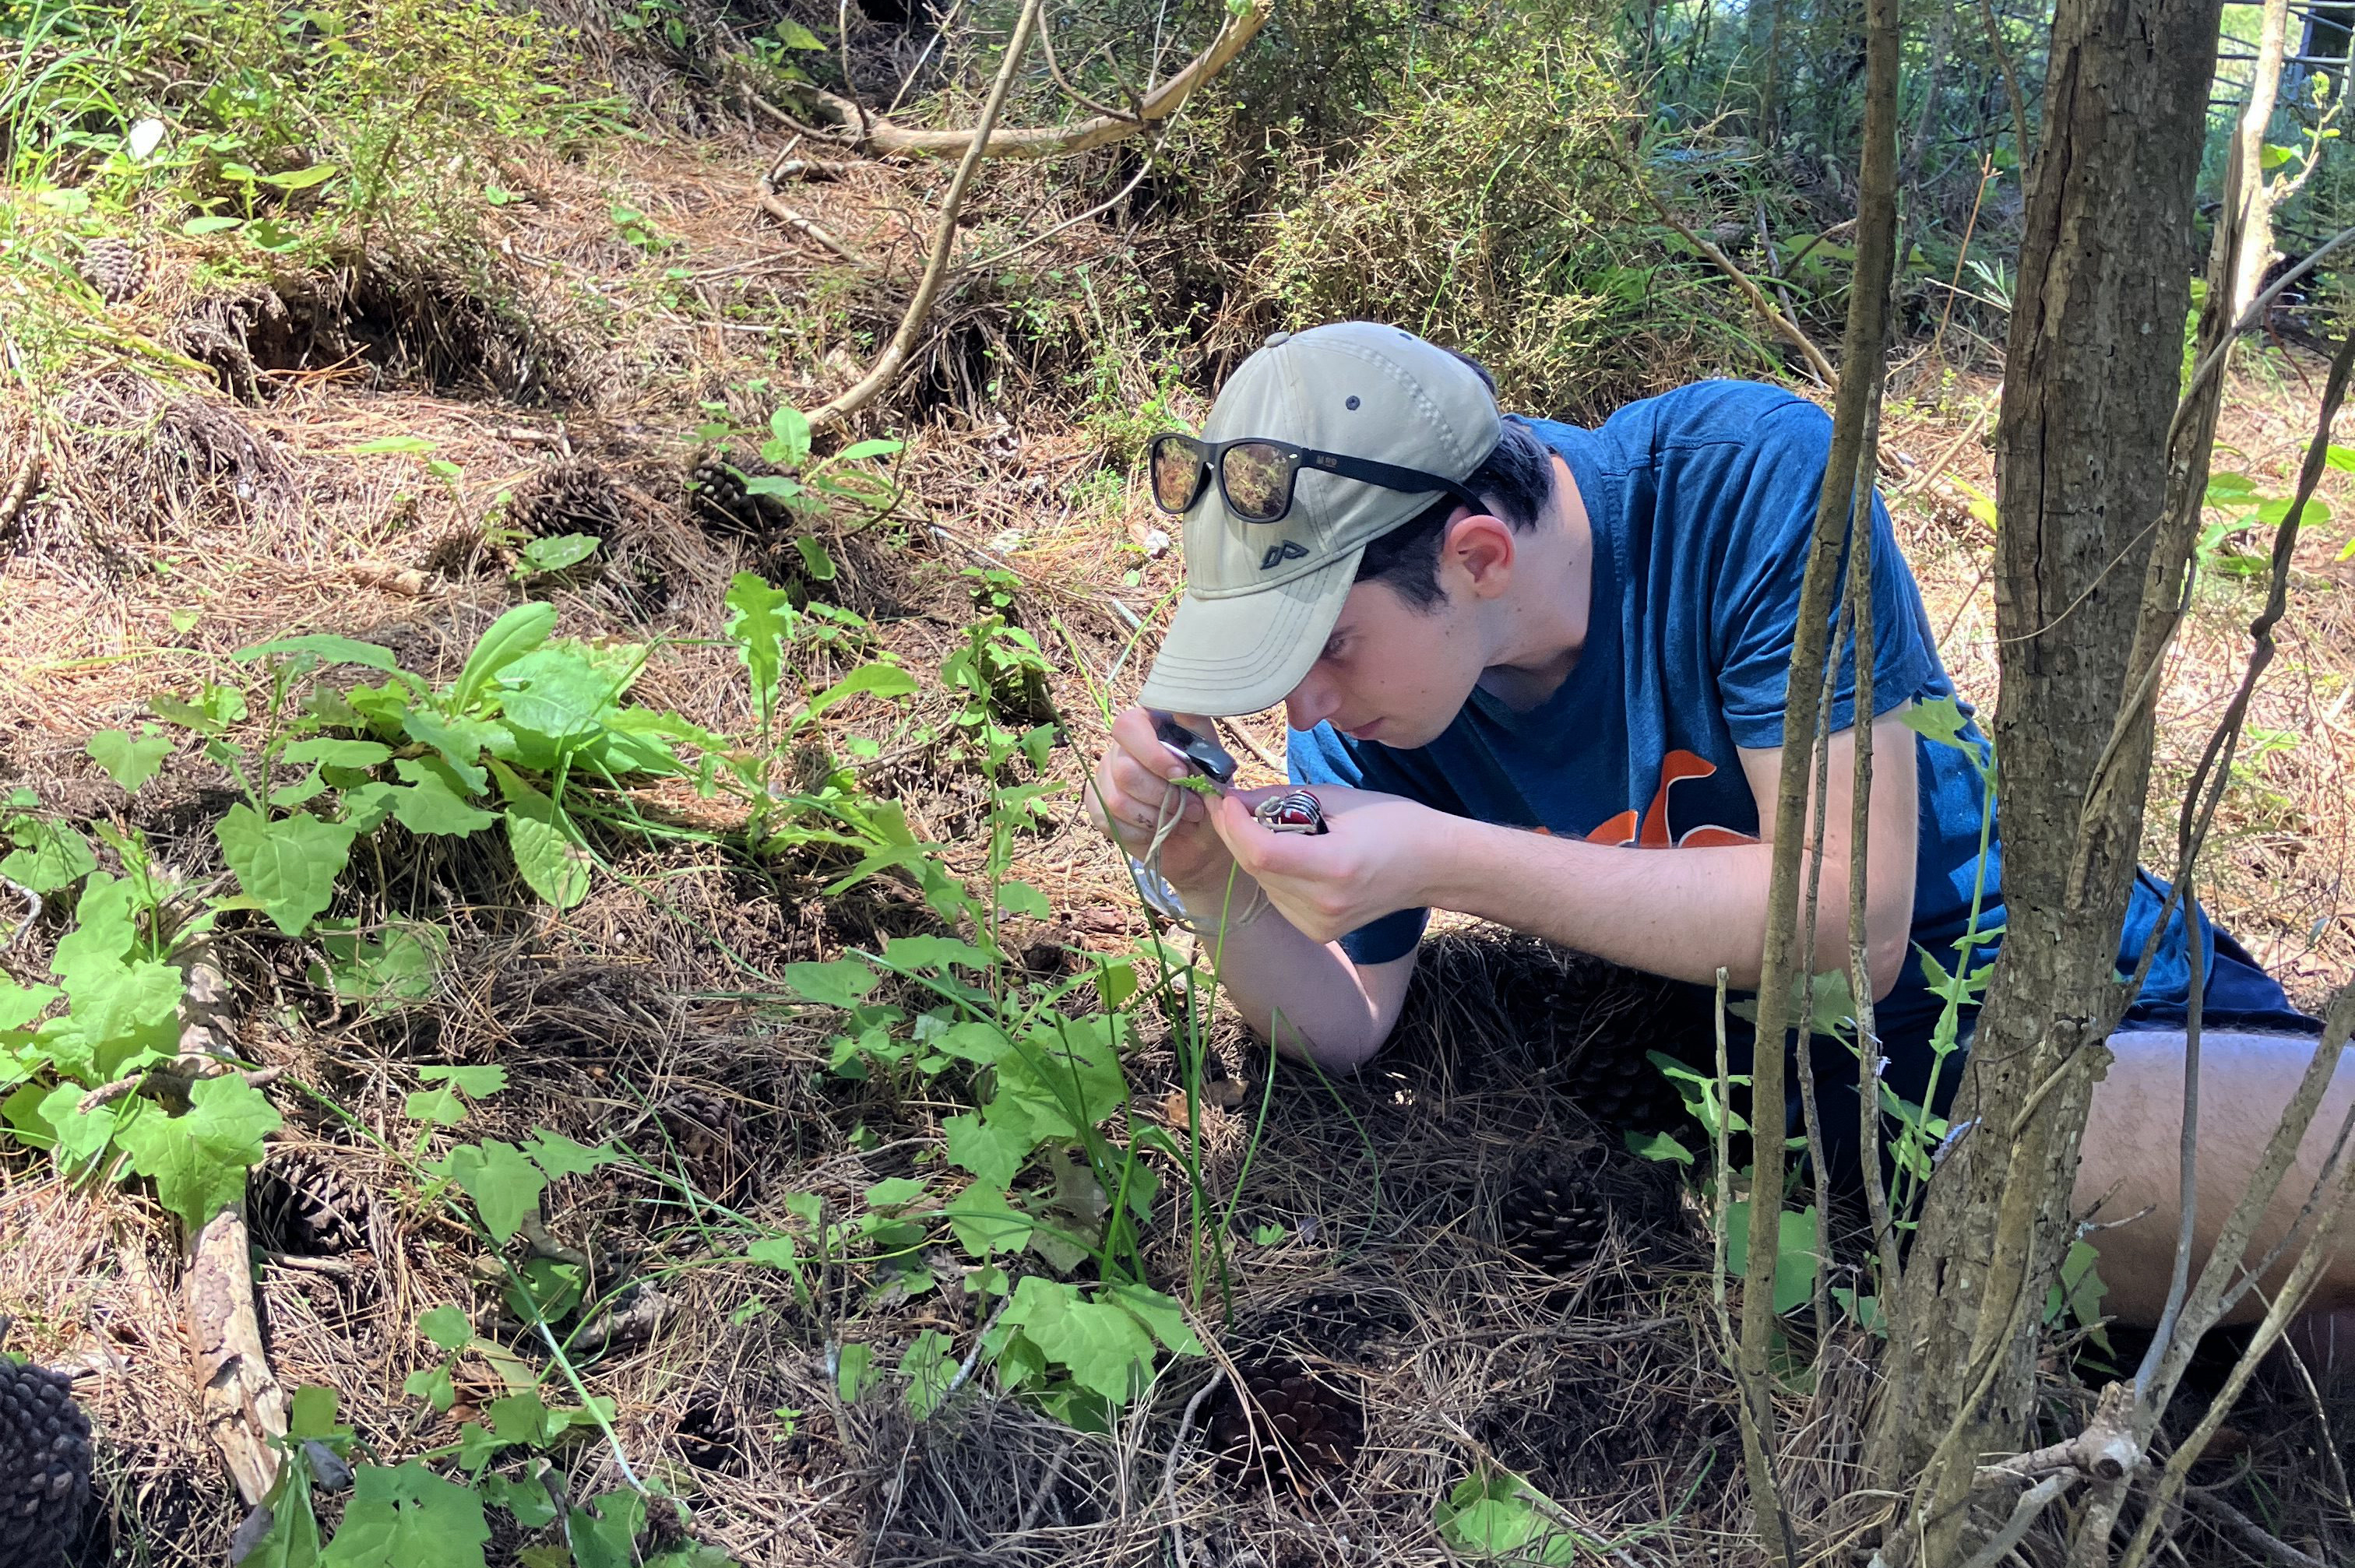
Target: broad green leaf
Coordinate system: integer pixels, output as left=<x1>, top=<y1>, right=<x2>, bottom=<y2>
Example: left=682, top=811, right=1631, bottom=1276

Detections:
left=347, top=435, right=435, bottom=456
left=792, top=534, right=836, bottom=582
left=1723, top=1200, right=1822, bottom=1317
left=216, top=806, right=357, bottom=937
left=1623, top=1127, right=1693, bottom=1165
left=523, top=1129, right=620, bottom=1180
left=764, top=406, right=812, bottom=467
left=518, top=533, right=600, bottom=574
left=879, top=935, right=991, bottom=973
left=930, top=1020, right=1011, bottom=1066
left=37, top=1083, right=119, bottom=1166
left=115, top=1074, right=282, bottom=1230
left=900, top=1329, right=955, bottom=1419
left=399, top=714, right=495, bottom=793
left=40, top=955, right=182, bottom=1084
left=1899, top=694, right=1975, bottom=755
left=421, top=1064, right=507, bottom=1095
left=740, top=474, right=802, bottom=500
left=2, top=817, right=96, bottom=893
left=476, top=1474, right=557, bottom=1530
left=998, top=881, right=1052, bottom=919
left=184, top=215, right=241, bottom=235
left=781, top=958, right=880, bottom=1009
left=568, top=1489, right=647, bottom=1568
left=804, top=663, right=917, bottom=721
left=403, top=1366, right=456, bottom=1412
left=495, top=647, right=614, bottom=741
left=942, top=1113, right=1030, bottom=1190
left=434, top=1140, right=547, bottom=1243
left=86, top=729, right=171, bottom=792
left=1435, top=1471, right=1574, bottom=1562
left=991, top=1016, right=1126, bottom=1140
left=998, top=1275, right=1156, bottom=1405
left=280, top=738, right=392, bottom=771
left=235, top=635, right=401, bottom=673
left=256, top=162, right=339, bottom=190
left=289, top=1385, right=341, bottom=1440
left=776, top=17, right=824, bottom=47
left=864, top=1176, right=929, bottom=1209
left=417, top=1304, right=473, bottom=1350
left=0, top=979, right=57, bottom=1032
left=1102, top=1283, right=1200, bottom=1354
left=492, top=766, right=590, bottom=910
left=318, top=1461, right=489, bottom=1568
left=834, top=438, right=903, bottom=462
left=450, top=603, right=558, bottom=711
left=836, top=1342, right=877, bottom=1403
left=385, top=775, right=498, bottom=836
left=942, top=1180, right=1030, bottom=1256
left=317, top=921, right=446, bottom=1006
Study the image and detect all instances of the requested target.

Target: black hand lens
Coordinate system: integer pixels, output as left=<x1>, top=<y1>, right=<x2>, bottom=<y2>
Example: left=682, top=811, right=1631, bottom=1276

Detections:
left=1149, top=711, right=1238, bottom=788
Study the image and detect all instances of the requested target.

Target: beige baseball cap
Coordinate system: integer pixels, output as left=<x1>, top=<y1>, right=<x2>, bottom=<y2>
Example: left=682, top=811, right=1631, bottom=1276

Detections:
left=1138, top=322, right=1504, bottom=718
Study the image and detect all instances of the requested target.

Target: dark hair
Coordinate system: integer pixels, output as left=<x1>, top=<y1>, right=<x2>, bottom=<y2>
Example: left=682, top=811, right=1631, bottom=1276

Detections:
left=1353, top=416, right=1554, bottom=610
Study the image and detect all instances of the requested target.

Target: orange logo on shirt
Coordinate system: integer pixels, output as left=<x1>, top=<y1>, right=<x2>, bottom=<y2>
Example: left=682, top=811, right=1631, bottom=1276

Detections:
left=1584, top=750, right=1758, bottom=848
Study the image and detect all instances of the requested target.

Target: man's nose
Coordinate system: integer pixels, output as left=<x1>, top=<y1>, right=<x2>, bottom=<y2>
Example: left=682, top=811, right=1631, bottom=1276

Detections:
left=1285, top=673, right=1337, bottom=733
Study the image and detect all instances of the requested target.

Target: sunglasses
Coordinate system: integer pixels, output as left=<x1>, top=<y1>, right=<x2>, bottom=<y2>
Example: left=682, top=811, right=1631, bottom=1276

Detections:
left=1148, top=433, right=1484, bottom=526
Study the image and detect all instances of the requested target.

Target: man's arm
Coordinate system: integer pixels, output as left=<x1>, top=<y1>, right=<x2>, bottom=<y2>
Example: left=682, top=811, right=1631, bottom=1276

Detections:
left=1213, top=711, right=1920, bottom=1006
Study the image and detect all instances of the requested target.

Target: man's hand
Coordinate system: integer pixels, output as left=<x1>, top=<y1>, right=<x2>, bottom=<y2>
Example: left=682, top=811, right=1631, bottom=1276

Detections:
left=1205, top=785, right=1446, bottom=944
left=1087, top=706, right=1241, bottom=892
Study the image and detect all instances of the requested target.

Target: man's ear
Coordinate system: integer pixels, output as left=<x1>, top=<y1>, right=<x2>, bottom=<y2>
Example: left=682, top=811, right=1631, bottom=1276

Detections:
left=1442, top=512, right=1516, bottom=599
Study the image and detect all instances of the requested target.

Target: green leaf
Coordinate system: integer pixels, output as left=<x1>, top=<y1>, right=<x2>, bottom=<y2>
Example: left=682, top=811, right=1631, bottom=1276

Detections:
left=216, top=805, right=357, bottom=937
left=450, top=603, right=558, bottom=711
left=834, top=438, right=903, bottom=462
left=318, top=1461, right=490, bottom=1568
left=115, top=1073, right=282, bottom=1230
left=86, top=729, right=171, bottom=792
left=1435, top=1471, right=1574, bottom=1562
left=184, top=214, right=242, bottom=235
left=723, top=574, right=795, bottom=726
left=518, top=533, right=600, bottom=574
left=477, top=1474, right=557, bottom=1530
left=417, top=1305, right=473, bottom=1351
left=836, top=1342, right=877, bottom=1403
left=781, top=958, right=880, bottom=1009
left=740, top=474, right=802, bottom=501
left=998, top=1276, right=1156, bottom=1405
left=900, top=1329, right=955, bottom=1419
left=348, top=436, right=436, bottom=456
left=998, top=881, right=1051, bottom=920
left=400, top=714, right=495, bottom=793
left=880, top=935, right=991, bottom=973
left=942, top=1180, right=1030, bottom=1256
left=2, top=817, right=96, bottom=893
left=1623, top=1127, right=1693, bottom=1165
left=495, top=647, right=614, bottom=742
left=317, top=921, right=447, bottom=1006
left=991, top=1016, right=1126, bottom=1140
left=766, top=406, right=813, bottom=467
left=289, top=1385, right=341, bottom=1440
left=257, top=162, right=339, bottom=190
left=433, top=1140, right=547, bottom=1243
left=1723, top=1201, right=1822, bottom=1317
left=1102, top=1281, right=1200, bottom=1354
left=523, top=1129, right=620, bottom=1180
left=805, top=663, right=918, bottom=721
left=420, top=1063, right=508, bottom=1096
left=776, top=17, right=825, bottom=47
left=942, top=1113, right=1031, bottom=1190
left=280, top=738, right=392, bottom=772
left=235, top=635, right=402, bottom=673
left=492, top=765, right=590, bottom=910
left=863, top=1176, right=929, bottom=1211
left=385, top=775, right=498, bottom=837
left=1899, top=694, right=1973, bottom=754
left=793, top=534, right=836, bottom=582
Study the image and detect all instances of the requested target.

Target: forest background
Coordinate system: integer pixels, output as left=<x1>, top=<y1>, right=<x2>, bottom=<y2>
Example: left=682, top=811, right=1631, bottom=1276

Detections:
left=4, top=0, right=2355, bottom=1563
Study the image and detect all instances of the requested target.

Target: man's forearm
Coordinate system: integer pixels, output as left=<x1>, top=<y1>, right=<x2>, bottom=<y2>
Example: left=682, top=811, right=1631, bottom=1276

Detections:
left=1424, top=817, right=1839, bottom=992
left=1167, top=873, right=1395, bottom=1068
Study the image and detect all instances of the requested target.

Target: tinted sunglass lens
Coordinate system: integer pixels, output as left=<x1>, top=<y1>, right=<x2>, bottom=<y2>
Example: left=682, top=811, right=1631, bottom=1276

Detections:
left=1149, top=438, right=1205, bottom=513
left=1220, top=441, right=1291, bottom=520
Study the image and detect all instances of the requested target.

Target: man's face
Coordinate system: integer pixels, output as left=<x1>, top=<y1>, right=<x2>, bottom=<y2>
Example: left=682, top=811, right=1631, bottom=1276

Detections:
left=1280, top=575, right=1488, bottom=749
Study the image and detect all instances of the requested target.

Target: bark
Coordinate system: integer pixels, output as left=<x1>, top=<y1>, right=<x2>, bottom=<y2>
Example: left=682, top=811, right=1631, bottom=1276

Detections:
left=2230, top=0, right=2292, bottom=319
left=1867, top=0, right=2227, bottom=1557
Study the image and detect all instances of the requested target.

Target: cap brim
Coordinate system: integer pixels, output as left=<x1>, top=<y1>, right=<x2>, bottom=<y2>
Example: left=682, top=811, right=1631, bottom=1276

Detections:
left=1138, top=546, right=1361, bottom=718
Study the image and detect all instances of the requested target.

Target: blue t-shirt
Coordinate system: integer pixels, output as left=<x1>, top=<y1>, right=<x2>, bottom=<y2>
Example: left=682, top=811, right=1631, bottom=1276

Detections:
left=1288, top=381, right=2282, bottom=1108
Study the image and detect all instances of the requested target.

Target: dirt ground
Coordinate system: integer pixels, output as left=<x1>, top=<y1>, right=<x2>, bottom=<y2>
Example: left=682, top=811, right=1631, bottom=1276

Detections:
left=5, top=119, right=2353, bottom=1567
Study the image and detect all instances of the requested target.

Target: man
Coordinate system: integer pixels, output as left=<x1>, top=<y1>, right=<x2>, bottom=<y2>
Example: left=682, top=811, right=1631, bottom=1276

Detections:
left=1087, top=320, right=2346, bottom=1327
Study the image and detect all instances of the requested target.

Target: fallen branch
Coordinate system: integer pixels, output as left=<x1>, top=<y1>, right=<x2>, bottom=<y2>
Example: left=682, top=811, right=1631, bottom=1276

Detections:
left=804, top=0, right=1046, bottom=435
left=188, top=1204, right=289, bottom=1506
left=2187, top=1492, right=2331, bottom=1568
left=1624, top=153, right=1839, bottom=392
left=766, top=0, right=1267, bottom=160
left=755, top=193, right=870, bottom=265
left=78, top=1059, right=283, bottom=1116
left=0, top=445, right=41, bottom=540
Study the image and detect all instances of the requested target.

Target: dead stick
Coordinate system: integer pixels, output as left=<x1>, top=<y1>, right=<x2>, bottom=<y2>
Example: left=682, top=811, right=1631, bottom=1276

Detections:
left=755, top=193, right=869, bottom=265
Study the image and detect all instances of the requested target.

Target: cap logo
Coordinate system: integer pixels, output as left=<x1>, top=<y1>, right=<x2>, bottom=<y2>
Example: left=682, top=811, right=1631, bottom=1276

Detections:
left=1259, top=540, right=1310, bottom=571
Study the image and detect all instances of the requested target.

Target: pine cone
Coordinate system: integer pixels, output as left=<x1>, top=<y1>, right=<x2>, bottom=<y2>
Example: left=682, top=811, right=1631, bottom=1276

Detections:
left=1208, top=1358, right=1362, bottom=1485
left=249, top=1147, right=368, bottom=1257
left=1499, top=1153, right=1611, bottom=1272
left=79, top=235, right=143, bottom=304
left=512, top=460, right=624, bottom=542
left=655, top=1090, right=749, bottom=1200
left=675, top=1397, right=741, bottom=1473
left=0, top=1358, right=92, bottom=1568
left=1554, top=971, right=1716, bottom=1133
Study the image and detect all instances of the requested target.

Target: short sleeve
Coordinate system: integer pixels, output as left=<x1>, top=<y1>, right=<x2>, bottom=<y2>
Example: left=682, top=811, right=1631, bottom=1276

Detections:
left=1287, top=722, right=1451, bottom=965
left=1713, top=401, right=1942, bottom=751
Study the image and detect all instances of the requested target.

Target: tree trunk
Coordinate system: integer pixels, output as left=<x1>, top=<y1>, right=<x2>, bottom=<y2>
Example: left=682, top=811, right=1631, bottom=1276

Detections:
left=2230, top=0, right=2291, bottom=318
left=1867, top=0, right=2226, bottom=1558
